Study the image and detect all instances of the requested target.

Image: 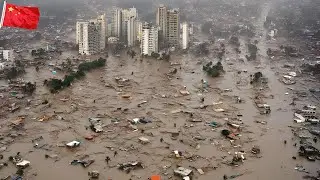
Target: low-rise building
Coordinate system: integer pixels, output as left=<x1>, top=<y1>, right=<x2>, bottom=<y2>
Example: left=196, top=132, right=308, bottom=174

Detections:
left=2, top=50, right=14, bottom=61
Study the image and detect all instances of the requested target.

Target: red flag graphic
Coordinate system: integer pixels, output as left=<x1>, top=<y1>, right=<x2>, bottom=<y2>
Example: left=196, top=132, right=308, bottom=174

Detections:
left=0, top=1, right=40, bottom=30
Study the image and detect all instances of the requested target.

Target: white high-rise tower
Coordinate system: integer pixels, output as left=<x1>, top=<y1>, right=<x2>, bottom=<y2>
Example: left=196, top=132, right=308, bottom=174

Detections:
left=141, top=23, right=159, bottom=56
left=182, top=22, right=189, bottom=49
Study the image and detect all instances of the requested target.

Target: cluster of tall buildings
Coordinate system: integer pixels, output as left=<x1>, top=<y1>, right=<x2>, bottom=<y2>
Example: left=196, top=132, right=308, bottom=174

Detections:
left=76, top=14, right=106, bottom=55
left=111, top=7, right=138, bottom=46
left=76, top=5, right=191, bottom=56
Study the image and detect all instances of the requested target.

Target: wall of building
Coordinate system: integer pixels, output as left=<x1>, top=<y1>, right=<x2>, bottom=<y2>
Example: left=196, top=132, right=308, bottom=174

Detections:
left=141, top=24, right=159, bottom=56
left=127, top=16, right=137, bottom=47
left=76, top=15, right=106, bottom=55
left=167, top=9, right=180, bottom=48
left=182, top=22, right=189, bottom=49
left=156, top=5, right=167, bottom=41
left=2, top=50, right=14, bottom=61
left=111, top=7, right=138, bottom=46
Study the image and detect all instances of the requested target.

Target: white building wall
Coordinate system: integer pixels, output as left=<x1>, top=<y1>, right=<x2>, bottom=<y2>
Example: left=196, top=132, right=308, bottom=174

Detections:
left=141, top=24, right=159, bottom=56
left=96, top=14, right=106, bottom=50
left=3, top=50, right=14, bottom=61
left=167, top=9, right=180, bottom=48
left=136, top=20, right=143, bottom=42
left=77, top=21, right=101, bottom=55
left=182, top=22, right=189, bottom=49
left=76, top=21, right=86, bottom=45
left=121, top=7, right=138, bottom=45
left=142, top=28, right=150, bottom=55
left=112, top=8, right=122, bottom=37
left=0, top=62, right=4, bottom=70
left=127, top=16, right=137, bottom=47
left=151, top=26, right=159, bottom=54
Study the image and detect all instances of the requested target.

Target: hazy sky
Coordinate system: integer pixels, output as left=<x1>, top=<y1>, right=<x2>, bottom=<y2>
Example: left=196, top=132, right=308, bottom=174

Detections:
left=0, top=0, right=3, bottom=18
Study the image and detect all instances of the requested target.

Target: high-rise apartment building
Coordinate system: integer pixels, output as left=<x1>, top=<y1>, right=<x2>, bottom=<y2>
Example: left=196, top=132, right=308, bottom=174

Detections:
left=107, top=23, right=113, bottom=37
left=156, top=5, right=167, bottom=41
left=96, top=14, right=106, bottom=50
left=111, top=7, right=122, bottom=37
left=127, top=16, right=137, bottom=47
left=141, top=23, right=159, bottom=56
left=136, top=20, right=143, bottom=42
left=122, top=7, right=138, bottom=45
left=156, top=6, right=180, bottom=48
left=182, top=22, right=189, bottom=49
left=76, top=22, right=101, bottom=55
left=111, top=7, right=138, bottom=46
left=189, top=23, right=194, bottom=35
left=76, top=15, right=106, bottom=55
left=167, top=9, right=180, bottom=48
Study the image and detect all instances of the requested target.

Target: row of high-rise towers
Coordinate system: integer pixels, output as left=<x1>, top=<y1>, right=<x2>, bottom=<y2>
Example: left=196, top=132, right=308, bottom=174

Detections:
left=110, top=5, right=182, bottom=51
left=76, top=5, right=188, bottom=56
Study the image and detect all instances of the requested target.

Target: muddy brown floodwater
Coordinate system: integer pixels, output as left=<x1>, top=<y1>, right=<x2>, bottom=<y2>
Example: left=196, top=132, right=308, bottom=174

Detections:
left=1, top=2, right=319, bottom=180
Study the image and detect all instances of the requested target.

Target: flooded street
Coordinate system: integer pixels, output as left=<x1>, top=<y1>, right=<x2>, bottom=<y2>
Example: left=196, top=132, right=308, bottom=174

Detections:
left=0, top=1, right=319, bottom=180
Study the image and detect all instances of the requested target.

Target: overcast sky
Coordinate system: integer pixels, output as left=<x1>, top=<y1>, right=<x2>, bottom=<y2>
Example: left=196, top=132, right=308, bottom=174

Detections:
left=0, top=0, right=4, bottom=18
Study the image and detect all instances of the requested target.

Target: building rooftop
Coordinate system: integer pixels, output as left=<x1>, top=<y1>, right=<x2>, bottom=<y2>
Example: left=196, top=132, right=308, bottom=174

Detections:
left=168, top=8, right=179, bottom=13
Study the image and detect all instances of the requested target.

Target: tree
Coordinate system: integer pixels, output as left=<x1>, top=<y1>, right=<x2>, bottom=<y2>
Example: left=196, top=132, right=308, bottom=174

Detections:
left=49, top=79, right=63, bottom=91
left=15, top=60, right=23, bottom=67
left=45, top=58, right=105, bottom=93
left=192, top=42, right=210, bottom=56
left=162, top=54, right=170, bottom=60
left=39, top=48, right=46, bottom=55
left=23, top=82, right=36, bottom=95
left=31, top=50, right=36, bottom=56
left=127, top=50, right=136, bottom=58
left=203, top=62, right=224, bottom=77
left=151, top=52, right=160, bottom=59
left=247, top=43, right=258, bottom=60
left=229, top=36, right=240, bottom=46
left=63, top=75, right=75, bottom=87
left=250, top=72, right=263, bottom=84
left=5, top=67, right=25, bottom=79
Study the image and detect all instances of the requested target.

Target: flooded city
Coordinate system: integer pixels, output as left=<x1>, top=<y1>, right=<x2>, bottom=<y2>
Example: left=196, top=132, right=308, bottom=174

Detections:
left=0, top=0, right=319, bottom=179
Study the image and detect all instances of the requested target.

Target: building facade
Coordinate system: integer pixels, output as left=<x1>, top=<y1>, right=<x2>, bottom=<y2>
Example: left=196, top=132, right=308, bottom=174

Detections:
left=182, top=22, right=189, bottom=49
left=167, top=9, right=180, bottom=48
left=156, top=5, right=167, bottom=41
left=156, top=6, right=180, bottom=49
left=96, top=14, right=106, bottom=50
left=127, top=16, right=137, bottom=47
left=76, top=15, right=106, bottom=55
left=136, top=20, right=143, bottom=42
left=141, top=23, right=159, bottom=56
left=122, top=7, right=138, bottom=45
left=111, top=7, right=122, bottom=37
left=76, top=21, right=101, bottom=55
left=111, top=7, right=138, bottom=46
left=2, top=50, right=14, bottom=61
